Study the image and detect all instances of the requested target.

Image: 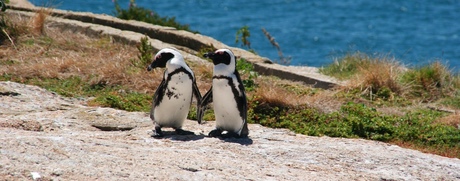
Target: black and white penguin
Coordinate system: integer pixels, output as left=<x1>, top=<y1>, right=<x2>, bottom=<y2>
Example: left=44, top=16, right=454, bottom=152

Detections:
left=199, top=49, right=249, bottom=138
left=147, top=48, right=202, bottom=138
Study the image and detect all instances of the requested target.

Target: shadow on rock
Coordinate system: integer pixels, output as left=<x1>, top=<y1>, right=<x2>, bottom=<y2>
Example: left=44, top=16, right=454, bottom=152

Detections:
left=218, top=137, right=253, bottom=145
left=151, top=131, right=205, bottom=141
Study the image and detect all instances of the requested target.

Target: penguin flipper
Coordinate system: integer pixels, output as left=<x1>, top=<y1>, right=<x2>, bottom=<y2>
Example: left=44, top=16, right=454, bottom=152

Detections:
left=238, top=92, right=249, bottom=137
left=235, top=70, right=249, bottom=137
left=201, top=86, right=214, bottom=106
left=198, top=86, right=213, bottom=123
left=150, top=79, right=167, bottom=120
left=192, top=80, right=202, bottom=124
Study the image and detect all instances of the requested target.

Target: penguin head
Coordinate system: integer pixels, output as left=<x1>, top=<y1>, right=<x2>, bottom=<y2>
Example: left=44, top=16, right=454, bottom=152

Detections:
left=204, top=49, right=236, bottom=76
left=147, top=48, right=184, bottom=71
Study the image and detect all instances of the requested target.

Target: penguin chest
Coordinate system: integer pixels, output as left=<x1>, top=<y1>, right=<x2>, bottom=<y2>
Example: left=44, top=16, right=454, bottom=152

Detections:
left=154, top=72, right=193, bottom=127
left=212, top=78, right=243, bottom=132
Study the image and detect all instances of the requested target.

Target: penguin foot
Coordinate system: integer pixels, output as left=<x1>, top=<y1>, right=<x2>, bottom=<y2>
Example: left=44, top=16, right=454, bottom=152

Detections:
left=151, top=127, right=163, bottom=138
left=208, top=129, right=223, bottom=137
left=175, top=128, right=194, bottom=135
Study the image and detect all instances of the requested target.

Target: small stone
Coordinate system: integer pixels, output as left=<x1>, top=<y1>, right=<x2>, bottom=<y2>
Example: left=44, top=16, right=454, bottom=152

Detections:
left=30, top=172, right=41, bottom=180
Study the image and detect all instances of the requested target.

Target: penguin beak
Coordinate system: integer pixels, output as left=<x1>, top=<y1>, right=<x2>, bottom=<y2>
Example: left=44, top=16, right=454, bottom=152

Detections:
left=147, top=60, right=157, bottom=71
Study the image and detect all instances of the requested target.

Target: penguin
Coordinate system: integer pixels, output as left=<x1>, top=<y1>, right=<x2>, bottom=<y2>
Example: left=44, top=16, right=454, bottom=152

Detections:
left=199, top=49, right=249, bottom=138
left=147, top=48, right=202, bottom=138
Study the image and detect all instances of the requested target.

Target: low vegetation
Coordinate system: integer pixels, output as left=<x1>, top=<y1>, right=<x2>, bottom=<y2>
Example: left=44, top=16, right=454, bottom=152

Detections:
left=1, top=8, right=459, bottom=159
left=235, top=25, right=254, bottom=53
left=113, top=0, right=196, bottom=33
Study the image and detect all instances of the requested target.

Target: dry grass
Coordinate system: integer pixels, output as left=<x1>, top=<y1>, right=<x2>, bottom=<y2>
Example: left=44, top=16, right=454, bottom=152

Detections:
left=330, top=53, right=460, bottom=104
left=434, top=113, right=460, bottom=128
left=1, top=13, right=30, bottom=48
left=1, top=13, right=161, bottom=94
left=249, top=77, right=343, bottom=112
left=31, top=8, right=52, bottom=35
left=304, top=89, right=344, bottom=113
left=1, top=12, right=322, bottom=113
left=391, top=140, right=460, bottom=158
left=1, top=12, right=217, bottom=96
left=252, top=79, right=310, bottom=107
left=341, top=54, right=406, bottom=100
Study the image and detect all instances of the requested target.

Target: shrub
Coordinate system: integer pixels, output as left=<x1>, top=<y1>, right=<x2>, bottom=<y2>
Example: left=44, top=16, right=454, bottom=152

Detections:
left=401, top=61, right=459, bottom=102
left=113, top=0, right=196, bottom=33
left=31, top=8, right=51, bottom=35
left=134, top=36, right=154, bottom=68
left=235, top=25, right=255, bottom=53
left=320, top=52, right=370, bottom=80
left=338, top=53, right=404, bottom=101
left=342, top=102, right=396, bottom=141
left=236, top=58, right=258, bottom=91
left=355, top=56, right=403, bottom=100
left=0, top=13, right=25, bottom=46
left=1, top=0, right=8, bottom=12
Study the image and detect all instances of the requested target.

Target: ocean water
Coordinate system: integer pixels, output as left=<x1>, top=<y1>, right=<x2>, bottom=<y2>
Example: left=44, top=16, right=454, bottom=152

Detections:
left=30, top=0, right=460, bottom=72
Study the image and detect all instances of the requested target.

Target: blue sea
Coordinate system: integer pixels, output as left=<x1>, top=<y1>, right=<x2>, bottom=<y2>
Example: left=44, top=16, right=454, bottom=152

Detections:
left=30, top=0, right=460, bottom=72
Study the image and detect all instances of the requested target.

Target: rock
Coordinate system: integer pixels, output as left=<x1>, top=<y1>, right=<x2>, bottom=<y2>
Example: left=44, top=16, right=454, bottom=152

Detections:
left=7, top=0, right=35, bottom=8
left=1, top=81, right=460, bottom=180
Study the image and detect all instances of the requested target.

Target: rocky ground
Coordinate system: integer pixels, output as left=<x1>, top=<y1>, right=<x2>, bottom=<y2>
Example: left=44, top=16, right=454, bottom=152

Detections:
left=1, top=81, right=460, bottom=180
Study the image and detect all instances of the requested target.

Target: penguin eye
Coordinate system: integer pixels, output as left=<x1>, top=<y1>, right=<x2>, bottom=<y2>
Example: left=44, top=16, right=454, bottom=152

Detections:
left=217, top=51, right=224, bottom=55
left=155, top=54, right=162, bottom=59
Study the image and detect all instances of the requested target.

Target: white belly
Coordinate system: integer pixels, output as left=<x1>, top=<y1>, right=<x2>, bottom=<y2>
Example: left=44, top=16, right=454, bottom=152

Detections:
left=154, top=72, right=193, bottom=128
left=212, top=79, right=244, bottom=133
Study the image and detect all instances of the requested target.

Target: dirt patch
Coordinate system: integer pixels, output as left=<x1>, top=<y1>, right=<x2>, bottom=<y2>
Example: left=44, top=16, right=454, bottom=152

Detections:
left=0, top=119, right=42, bottom=131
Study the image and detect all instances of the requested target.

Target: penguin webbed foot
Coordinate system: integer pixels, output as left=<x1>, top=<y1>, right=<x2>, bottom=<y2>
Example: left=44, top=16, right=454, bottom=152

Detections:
left=151, top=127, right=164, bottom=138
left=175, top=128, right=195, bottom=135
left=208, top=129, right=223, bottom=137
left=209, top=129, right=247, bottom=139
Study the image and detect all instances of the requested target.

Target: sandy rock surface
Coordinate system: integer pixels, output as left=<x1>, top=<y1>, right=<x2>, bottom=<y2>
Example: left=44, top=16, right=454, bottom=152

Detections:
left=1, top=81, right=460, bottom=180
